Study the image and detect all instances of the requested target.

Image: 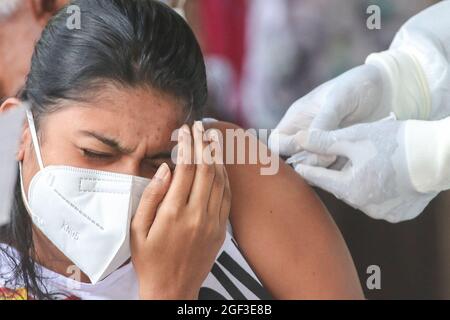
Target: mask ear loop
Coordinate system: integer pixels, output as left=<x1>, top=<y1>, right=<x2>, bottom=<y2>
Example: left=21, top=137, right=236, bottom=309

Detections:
left=18, top=161, right=34, bottom=218
left=24, top=104, right=45, bottom=169
left=19, top=160, right=44, bottom=227
left=18, top=102, right=41, bottom=216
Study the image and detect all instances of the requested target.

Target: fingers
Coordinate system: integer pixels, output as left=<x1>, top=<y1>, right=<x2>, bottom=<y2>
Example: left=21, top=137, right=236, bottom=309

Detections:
left=297, top=130, right=334, bottom=155
left=164, top=125, right=195, bottom=208
left=131, top=163, right=172, bottom=240
left=269, top=130, right=309, bottom=157
left=309, top=108, right=341, bottom=132
left=309, top=88, right=349, bottom=132
left=188, top=121, right=216, bottom=211
left=219, top=165, right=232, bottom=228
left=206, top=130, right=226, bottom=223
left=294, top=163, right=344, bottom=198
left=299, top=129, right=354, bottom=159
left=269, top=96, right=317, bottom=156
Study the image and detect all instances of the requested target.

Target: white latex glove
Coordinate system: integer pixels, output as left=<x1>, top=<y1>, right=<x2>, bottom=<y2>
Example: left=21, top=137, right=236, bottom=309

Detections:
left=294, top=117, right=439, bottom=223
left=269, top=64, right=391, bottom=168
left=271, top=1, right=450, bottom=168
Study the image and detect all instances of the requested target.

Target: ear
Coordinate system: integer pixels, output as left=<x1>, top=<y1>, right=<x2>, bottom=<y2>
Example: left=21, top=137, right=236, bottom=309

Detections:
left=0, top=97, right=21, bottom=113
left=29, top=0, right=64, bottom=26
left=16, top=121, right=31, bottom=162
left=54, top=0, right=68, bottom=10
left=1, top=98, right=29, bottom=162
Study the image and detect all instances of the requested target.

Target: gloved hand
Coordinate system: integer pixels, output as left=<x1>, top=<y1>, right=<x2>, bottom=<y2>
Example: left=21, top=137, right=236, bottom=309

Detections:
left=293, top=116, right=438, bottom=223
left=270, top=0, right=450, bottom=170
left=269, top=64, right=391, bottom=168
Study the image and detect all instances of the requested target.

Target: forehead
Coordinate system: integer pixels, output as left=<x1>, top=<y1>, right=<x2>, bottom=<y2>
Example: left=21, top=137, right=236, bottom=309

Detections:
left=40, top=85, right=186, bottom=148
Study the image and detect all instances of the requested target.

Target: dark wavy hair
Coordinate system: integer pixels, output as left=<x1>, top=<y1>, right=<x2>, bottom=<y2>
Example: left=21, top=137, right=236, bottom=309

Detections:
left=0, top=0, right=207, bottom=299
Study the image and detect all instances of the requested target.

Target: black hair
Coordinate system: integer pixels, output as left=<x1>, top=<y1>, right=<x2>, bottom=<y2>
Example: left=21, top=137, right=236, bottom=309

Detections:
left=23, top=0, right=206, bottom=124
left=0, top=0, right=207, bottom=299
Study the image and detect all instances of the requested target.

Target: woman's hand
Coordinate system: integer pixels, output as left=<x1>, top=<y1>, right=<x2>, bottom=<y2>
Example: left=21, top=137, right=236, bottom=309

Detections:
left=131, top=121, right=231, bottom=300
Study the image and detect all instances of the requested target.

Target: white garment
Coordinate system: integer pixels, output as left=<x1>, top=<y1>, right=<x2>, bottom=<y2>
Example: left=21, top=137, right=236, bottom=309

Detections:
left=366, top=1, right=450, bottom=193
left=405, top=117, right=450, bottom=193
left=0, top=232, right=270, bottom=300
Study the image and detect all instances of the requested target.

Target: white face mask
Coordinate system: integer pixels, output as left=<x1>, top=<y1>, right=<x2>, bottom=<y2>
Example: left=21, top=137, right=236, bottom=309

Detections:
left=20, top=108, right=150, bottom=284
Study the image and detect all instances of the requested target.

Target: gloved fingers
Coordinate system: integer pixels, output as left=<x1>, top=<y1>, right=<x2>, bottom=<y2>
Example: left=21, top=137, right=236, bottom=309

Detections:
left=309, top=99, right=344, bottom=132
left=301, top=153, right=337, bottom=167
left=280, top=96, right=320, bottom=130
left=294, top=163, right=345, bottom=197
left=269, top=130, right=309, bottom=156
left=269, top=131, right=298, bottom=156
left=299, top=129, right=352, bottom=158
left=269, top=97, right=320, bottom=155
left=287, top=151, right=336, bottom=168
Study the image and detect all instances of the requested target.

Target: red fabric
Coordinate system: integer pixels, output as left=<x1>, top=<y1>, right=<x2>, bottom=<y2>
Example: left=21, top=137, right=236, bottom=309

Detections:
left=200, top=0, right=248, bottom=81
left=199, top=0, right=249, bottom=125
left=0, top=287, right=80, bottom=300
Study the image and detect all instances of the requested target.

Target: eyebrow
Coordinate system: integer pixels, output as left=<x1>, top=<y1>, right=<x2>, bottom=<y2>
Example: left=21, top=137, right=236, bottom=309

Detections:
left=79, top=130, right=172, bottom=159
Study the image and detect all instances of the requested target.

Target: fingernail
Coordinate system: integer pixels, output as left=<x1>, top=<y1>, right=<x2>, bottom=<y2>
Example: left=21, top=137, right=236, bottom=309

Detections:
left=155, top=163, right=169, bottom=181
left=194, top=121, right=204, bottom=132
left=295, top=131, right=309, bottom=148
left=210, top=130, right=219, bottom=142
left=182, top=125, right=191, bottom=135
left=178, top=128, right=184, bottom=143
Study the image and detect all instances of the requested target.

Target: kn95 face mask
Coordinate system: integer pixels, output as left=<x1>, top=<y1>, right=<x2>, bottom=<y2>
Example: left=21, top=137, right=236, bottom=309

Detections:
left=20, top=107, right=150, bottom=284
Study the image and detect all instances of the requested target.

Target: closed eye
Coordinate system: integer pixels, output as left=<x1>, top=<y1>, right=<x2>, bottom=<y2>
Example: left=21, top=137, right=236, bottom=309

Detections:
left=81, top=148, right=115, bottom=159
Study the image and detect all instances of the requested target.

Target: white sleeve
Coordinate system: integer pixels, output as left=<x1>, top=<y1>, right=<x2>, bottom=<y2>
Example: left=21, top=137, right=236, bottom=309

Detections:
left=405, top=117, right=450, bottom=194
left=365, top=1, right=450, bottom=121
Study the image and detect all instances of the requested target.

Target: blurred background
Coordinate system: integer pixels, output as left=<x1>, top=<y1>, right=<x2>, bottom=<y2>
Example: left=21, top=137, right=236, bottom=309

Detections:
left=180, top=0, right=449, bottom=299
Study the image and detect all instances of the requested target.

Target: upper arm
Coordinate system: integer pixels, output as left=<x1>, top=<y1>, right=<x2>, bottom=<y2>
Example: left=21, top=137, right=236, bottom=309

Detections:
left=208, top=121, right=364, bottom=300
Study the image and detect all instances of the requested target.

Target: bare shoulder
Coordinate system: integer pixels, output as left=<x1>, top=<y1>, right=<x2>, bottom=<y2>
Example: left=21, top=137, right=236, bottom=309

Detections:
left=205, top=120, right=364, bottom=299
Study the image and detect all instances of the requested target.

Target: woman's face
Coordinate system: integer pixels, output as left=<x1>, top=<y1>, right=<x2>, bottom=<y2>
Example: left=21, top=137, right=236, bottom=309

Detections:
left=19, top=85, right=185, bottom=195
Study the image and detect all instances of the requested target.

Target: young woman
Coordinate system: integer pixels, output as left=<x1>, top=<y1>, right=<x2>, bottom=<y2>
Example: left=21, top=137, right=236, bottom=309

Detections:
left=0, top=0, right=363, bottom=300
